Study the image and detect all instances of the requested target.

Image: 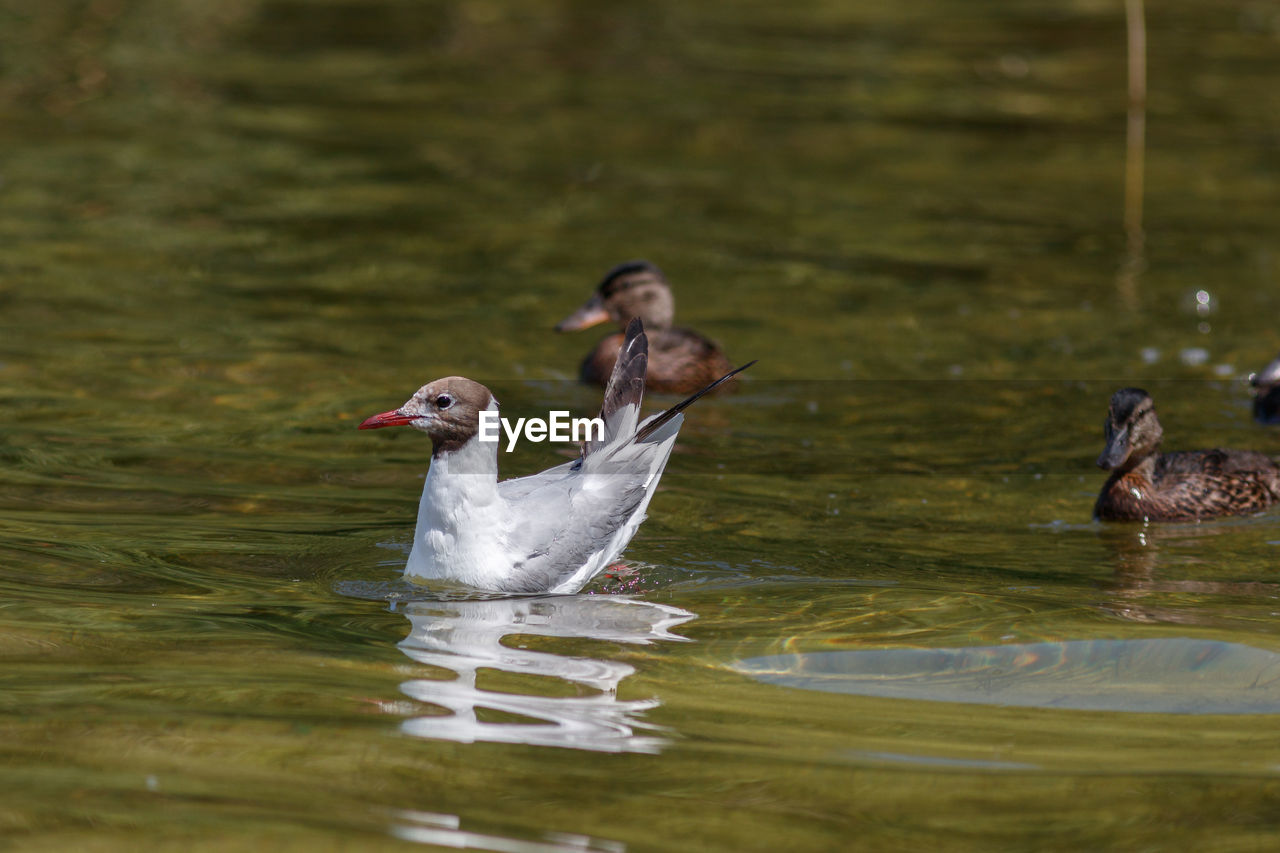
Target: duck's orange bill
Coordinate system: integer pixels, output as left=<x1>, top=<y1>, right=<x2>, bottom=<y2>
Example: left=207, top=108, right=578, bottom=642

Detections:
left=554, top=296, right=610, bottom=332
left=358, top=409, right=414, bottom=430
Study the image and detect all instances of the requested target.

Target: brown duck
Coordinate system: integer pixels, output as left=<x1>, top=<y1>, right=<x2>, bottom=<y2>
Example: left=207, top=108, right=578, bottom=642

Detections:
left=1251, top=351, right=1280, bottom=425
left=1093, top=387, right=1280, bottom=521
left=555, top=260, right=736, bottom=395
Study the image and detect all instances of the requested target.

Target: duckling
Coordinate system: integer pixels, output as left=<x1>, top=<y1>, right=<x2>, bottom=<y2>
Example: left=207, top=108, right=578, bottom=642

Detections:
left=555, top=260, right=736, bottom=395
left=1093, top=387, right=1280, bottom=522
left=1250, top=351, right=1280, bottom=425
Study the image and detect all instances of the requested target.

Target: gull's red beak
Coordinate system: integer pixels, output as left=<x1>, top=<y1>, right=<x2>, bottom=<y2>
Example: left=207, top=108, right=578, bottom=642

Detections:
left=358, top=409, right=416, bottom=430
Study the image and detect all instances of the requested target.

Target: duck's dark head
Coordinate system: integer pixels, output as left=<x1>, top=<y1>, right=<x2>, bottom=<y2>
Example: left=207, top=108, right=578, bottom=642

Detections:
left=1097, top=387, right=1163, bottom=471
left=358, top=376, right=497, bottom=456
left=555, top=260, right=675, bottom=333
left=1250, top=352, right=1280, bottom=391
left=1251, top=352, right=1280, bottom=425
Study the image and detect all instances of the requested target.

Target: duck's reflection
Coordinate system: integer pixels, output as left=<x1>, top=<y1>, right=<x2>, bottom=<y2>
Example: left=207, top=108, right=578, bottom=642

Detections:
left=1099, top=524, right=1280, bottom=625
left=394, top=595, right=695, bottom=754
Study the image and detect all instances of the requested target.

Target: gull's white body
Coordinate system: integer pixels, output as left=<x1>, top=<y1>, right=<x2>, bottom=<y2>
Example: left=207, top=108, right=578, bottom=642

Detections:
left=406, top=400, right=681, bottom=593
left=407, top=403, right=513, bottom=589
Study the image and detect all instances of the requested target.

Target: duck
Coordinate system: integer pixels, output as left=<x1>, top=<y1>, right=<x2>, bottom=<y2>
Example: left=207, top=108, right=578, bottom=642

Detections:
left=359, top=318, right=753, bottom=593
left=1093, top=387, right=1280, bottom=522
left=555, top=260, right=737, bottom=395
left=1250, top=351, right=1280, bottom=425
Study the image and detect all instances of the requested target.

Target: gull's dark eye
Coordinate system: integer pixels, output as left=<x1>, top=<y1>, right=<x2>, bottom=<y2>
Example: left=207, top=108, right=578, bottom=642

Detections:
left=435, top=394, right=454, bottom=410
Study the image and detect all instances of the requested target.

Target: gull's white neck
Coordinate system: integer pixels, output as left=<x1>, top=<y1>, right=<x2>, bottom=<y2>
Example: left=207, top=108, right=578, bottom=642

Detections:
left=428, top=430, right=500, bottom=480
left=405, top=400, right=511, bottom=585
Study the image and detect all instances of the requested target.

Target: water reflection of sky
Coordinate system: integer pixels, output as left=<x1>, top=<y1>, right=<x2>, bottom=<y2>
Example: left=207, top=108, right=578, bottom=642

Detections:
left=393, top=595, right=695, bottom=754
left=737, top=638, right=1280, bottom=714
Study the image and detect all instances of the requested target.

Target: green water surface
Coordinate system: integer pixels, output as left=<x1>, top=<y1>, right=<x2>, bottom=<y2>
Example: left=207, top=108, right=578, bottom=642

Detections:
left=4, top=1, right=1280, bottom=850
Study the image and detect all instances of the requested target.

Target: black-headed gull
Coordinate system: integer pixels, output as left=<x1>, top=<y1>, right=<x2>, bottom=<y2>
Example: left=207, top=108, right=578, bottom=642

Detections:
left=359, top=319, right=752, bottom=593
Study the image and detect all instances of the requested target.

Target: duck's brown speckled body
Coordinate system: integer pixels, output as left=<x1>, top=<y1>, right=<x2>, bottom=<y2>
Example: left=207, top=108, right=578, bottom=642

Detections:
left=1251, top=351, right=1280, bottom=425
left=556, top=260, right=736, bottom=395
left=1093, top=387, right=1280, bottom=522
left=579, top=327, right=733, bottom=395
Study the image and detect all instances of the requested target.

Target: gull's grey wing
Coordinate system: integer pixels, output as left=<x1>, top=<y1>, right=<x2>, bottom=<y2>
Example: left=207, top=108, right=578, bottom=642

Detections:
left=497, top=458, right=579, bottom=502
left=487, top=316, right=746, bottom=594
left=585, top=317, right=646, bottom=457
left=497, top=471, right=650, bottom=594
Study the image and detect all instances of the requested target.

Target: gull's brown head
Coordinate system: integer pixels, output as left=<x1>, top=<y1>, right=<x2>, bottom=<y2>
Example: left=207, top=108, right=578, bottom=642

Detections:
left=359, top=376, right=496, bottom=456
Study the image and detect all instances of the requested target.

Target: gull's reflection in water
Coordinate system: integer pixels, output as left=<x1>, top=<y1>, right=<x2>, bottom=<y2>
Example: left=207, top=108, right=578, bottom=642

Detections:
left=394, top=595, right=695, bottom=754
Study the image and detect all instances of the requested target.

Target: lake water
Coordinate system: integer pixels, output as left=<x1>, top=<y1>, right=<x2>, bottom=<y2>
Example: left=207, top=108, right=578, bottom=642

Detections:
left=4, top=1, right=1280, bottom=849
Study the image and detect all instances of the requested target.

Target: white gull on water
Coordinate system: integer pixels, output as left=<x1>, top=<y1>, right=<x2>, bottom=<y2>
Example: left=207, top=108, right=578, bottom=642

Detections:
left=359, top=318, right=753, bottom=593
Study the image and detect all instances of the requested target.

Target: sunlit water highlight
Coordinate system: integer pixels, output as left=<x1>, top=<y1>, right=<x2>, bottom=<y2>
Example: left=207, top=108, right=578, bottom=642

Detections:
left=392, top=809, right=626, bottom=852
